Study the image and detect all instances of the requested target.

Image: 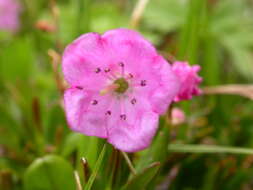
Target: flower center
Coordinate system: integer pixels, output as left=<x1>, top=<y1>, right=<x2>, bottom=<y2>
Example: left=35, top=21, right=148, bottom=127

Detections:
left=114, top=78, right=129, bottom=94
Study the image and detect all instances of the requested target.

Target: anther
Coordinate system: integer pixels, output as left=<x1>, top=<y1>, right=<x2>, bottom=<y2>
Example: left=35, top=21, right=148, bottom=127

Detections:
left=106, top=110, right=111, bottom=115
left=95, top=68, right=101, bottom=73
left=120, top=114, right=126, bottom=120
left=91, top=100, right=98, bottom=105
left=119, top=62, right=124, bottom=67
left=76, top=86, right=83, bottom=90
left=104, top=68, right=110, bottom=73
left=128, top=73, right=133, bottom=78
left=140, top=80, right=147, bottom=86
left=131, top=98, right=137, bottom=105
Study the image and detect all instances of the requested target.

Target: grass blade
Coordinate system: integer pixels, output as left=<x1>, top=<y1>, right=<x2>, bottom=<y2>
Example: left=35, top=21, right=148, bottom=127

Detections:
left=168, top=144, right=253, bottom=154
left=121, top=162, right=160, bottom=190
left=84, top=144, right=107, bottom=190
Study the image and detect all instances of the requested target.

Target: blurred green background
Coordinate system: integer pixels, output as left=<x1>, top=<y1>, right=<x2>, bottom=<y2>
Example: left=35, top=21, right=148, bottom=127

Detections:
left=1, top=0, right=253, bottom=189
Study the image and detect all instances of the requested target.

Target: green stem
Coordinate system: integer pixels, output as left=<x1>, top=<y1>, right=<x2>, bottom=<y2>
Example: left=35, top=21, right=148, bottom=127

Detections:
left=168, top=144, right=253, bottom=154
left=76, top=0, right=91, bottom=35
left=121, top=151, right=137, bottom=175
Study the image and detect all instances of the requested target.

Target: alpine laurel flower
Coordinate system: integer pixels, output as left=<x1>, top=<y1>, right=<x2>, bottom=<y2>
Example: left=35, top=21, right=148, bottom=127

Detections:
left=172, top=61, right=202, bottom=102
left=62, top=29, right=180, bottom=152
left=0, top=0, right=21, bottom=32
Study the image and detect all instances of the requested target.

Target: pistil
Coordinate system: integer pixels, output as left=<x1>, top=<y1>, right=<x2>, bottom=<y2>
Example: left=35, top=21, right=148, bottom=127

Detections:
left=114, top=78, right=129, bottom=94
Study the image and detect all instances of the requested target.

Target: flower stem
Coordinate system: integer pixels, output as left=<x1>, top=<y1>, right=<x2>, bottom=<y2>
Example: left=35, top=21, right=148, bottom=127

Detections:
left=130, top=0, right=150, bottom=28
left=81, top=157, right=90, bottom=183
left=203, top=84, right=253, bottom=100
left=121, top=151, right=137, bottom=175
left=74, top=171, right=83, bottom=190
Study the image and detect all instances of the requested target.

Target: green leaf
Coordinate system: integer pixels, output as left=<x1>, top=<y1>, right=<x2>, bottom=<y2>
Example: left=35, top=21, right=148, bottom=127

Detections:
left=77, top=136, right=99, bottom=170
left=61, top=133, right=99, bottom=172
left=0, top=37, right=35, bottom=82
left=23, top=155, right=76, bottom=190
left=91, top=2, right=127, bottom=33
left=144, top=0, right=186, bottom=33
left=76, top=0, right=91, bottom=34
left=178, top=0, right=205, bottom=63
left=121, top=162, right=160, bottom=190
left=85, top=144, right=107, bottom=190
left=168, top=144, right=253, bottom=154
left=61, top=133, right=83, bottom=157
left=135, top=119, right=169, bottom=172
left=222, top=37, right=253, bottom=80
left=210, top=0, right=253, bottom=80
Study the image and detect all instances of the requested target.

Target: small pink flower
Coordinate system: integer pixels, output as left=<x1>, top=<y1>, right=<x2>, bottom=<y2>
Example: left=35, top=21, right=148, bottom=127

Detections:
left=171, top=107, right=185, bottom=125
left=62, top=29, right=180, bottom=152
left=172, top=61, right=202, bottom=102
left=0, top=0, right=21, bottom=32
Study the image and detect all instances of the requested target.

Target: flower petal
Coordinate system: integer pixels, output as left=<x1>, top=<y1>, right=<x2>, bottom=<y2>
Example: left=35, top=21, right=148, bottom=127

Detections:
left=107, top=111, right=159, bottom=152
left=64, top=88, right=110, bottom=138
left=103, top=28, right=156, bottom=54
left=0, top=0, right=21, bottom=32
left=102, top=28, right=158, bottom=75
left=150, top=56, right=180, bottom=114
left=62, top=32, right=108, bottom=89
left=106, top=96, right=158, bottom=152
left=172, top=61, right=202, bottom=102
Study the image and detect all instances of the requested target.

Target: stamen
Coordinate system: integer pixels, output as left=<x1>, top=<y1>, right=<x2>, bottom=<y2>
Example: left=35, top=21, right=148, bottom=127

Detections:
left=91, top=100, right=98, bottom=105
left=127, top=73, right=133, bottom=79
left=95, top=67, right=114, bottom=80
left=119, top=62, right=124, bottom=67
left=104, top=68, right=110, bottom=73
left=106, top=110, right=111, bottom=115
left=76, top=86, right=83, bottom=90
left=119, top=62, right=125, bottom=76
left=140, top=80, right=147, bottom=86
left=100, top=83, right=119, bottom=95
left=131, top=98, right=137, bottom=105
left=120, top=114, right=126, bottom=120
left=95, top=68, right=101, bottom=73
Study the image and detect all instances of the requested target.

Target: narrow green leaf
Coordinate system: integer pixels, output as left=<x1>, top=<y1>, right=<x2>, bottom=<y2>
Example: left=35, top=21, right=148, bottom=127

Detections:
left=23, top=155, right=76, bottom=190
left=202, top=165, right=219, bottom=190
left=135, top=118, right=169, bottom=172
left=61, top=133, right=83, bottom=157
left=144, top=0, right=187, bottom=33
left=78, top=136, right=98, bottom=170
left=121, top=162, right=160, bottom=190
left=76, top=0, right=91, bottom=34
left=178, top=0, right=205, bottom=64
left=168, top=144, right=253, bottom=154
left=84, top=144, right=107, bottom=190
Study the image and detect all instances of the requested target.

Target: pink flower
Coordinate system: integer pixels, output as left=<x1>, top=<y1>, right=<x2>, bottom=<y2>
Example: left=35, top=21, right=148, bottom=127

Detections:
left=0, top=0, right=21, bottom=32
left=62, top=29, right=180, bottom=152
left=172, top=61, right=202, bottom=102
left=171, top=107, right=185, bottom=125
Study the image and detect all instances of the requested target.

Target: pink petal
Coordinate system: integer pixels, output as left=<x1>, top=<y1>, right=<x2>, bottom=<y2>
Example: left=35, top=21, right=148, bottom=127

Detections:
left=172, top=61, right=202, bottom=102
left=171, top=107, right=185, bottom=125
left=150, top=56, right=180, bottom=114
left=103, top=28, right=156, bottom=54
left=103, top=29, right=180, bottom=114
left=64, top=88, right=109, bottom=138
left=62, top=33, right=108, bottom=89
left=0, top=0, right=21, bottom=32
left=102, top=28, right=158, bottom=75
left=105, top=96, right=157, bottom=152
left=107, top=111, right=159, bottom=152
